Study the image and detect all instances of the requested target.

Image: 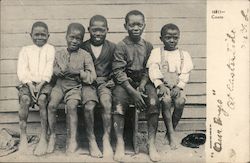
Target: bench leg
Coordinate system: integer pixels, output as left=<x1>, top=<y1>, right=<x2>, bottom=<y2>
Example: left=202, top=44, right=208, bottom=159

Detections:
left=133, top=108, right=139, bottom=154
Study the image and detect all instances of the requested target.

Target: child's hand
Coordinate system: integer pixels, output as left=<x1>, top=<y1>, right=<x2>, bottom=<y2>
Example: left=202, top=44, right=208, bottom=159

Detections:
left=171, top=86, right=181, bottom=98
left=68, top=67, right=80, bottom=75
left=157, top=84, right=170, bottom=98
left=35, top=81, right=46, bottom=100
left=132, top=90, right=147, bottom=112
left=105, top=79, right=115, bottom=89
left=137, top=83, right=146, bottom=93
left=64, top=67, right=80, bottom=77
left=27, top=82, right=36, bottom=102
left=54, top=71, right=64, bottom=78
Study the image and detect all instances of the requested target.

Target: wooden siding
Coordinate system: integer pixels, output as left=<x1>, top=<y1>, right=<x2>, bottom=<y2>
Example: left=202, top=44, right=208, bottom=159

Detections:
left=0, top=0, right=206, bottom=130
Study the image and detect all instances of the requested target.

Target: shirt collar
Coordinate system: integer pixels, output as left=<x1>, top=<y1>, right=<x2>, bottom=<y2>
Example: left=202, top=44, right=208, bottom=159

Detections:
left=123, top=36, right=144, bottom=46
left=32, top=43, right=48, bottom=49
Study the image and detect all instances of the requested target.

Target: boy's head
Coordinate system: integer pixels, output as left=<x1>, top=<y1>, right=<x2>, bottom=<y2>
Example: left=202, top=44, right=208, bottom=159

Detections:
left=88, top=15, right=109, bottom=46
left=66, top=23, right=85, bottom=52
left=124, top=10, right=145, bottom=41
left=30, top=21, right=49, bottom=47
left=160, top=23, right=180, bottom=51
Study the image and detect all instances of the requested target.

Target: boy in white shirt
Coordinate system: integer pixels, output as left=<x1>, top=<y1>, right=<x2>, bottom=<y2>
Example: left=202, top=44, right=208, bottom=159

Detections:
left=17, top=21, right=55, bottom=155
left=147, top=23, right=193, bottom=149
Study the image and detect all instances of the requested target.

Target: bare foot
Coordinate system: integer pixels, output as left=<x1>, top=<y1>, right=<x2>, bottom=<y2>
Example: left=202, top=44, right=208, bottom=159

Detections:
left=148, top=143, right=160, bottom=162
left=163, top=133, right=170, bottom=145
left=113, top=140, right=125, bottom=162
left=103, top=137, right=113, bottom=158
left=66, top=138, right=78, bottom=153
left=34, top=136, right=48, bottom=156
left=169, top=137, right=178, bottom=150
left=19, top=135, right=28, bottom=154
left=47, top=134, right=56, bottom=153
left=89, top=140, right=102, bottom=158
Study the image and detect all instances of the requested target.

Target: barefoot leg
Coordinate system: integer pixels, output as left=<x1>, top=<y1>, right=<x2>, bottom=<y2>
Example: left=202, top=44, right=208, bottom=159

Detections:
left=113, top=114, right=125, bottom=162
left=84, top=101, right=102, bottom=158
left=19, top=95, right=30, bottom=154
left=100, top=95, right=113, bottom=158
left=148, top=113, right=160, bottom=162
left=172, top=97, right=185, bottom=130
left=66, top=100, right=79, bottom=153
left=34, top=94, right=48, bottom=156
left=47, top=90, right=63, bottom=153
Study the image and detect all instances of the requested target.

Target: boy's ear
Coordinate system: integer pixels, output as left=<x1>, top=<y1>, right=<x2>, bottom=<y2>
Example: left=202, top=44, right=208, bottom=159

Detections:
left=124, top=23, right=127, bottom=30
left=160, top=36, right=163, bottom=41
left=47, top=33, right=50, bottom=38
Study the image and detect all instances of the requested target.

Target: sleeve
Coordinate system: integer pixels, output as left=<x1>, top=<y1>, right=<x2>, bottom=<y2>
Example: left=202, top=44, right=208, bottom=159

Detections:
left=80, top=53, right=97, bottom=84
left=140, top=42, right=153, bottom=83
left=53, top=52, right=63, bottom=76
left=112, top=42, right=129, bottom=85
left=42, top=46, right=55, bottom=82
left=147, top=48, right=164, bottom=88
left=17, top=47, right=32, bottom=84
left=176, top=52, right=194, bottom=89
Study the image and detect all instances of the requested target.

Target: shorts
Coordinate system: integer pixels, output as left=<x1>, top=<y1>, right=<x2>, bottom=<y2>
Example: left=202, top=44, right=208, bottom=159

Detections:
left=17, top=82, right=52, bottom=106
left=112, top=82, right=159, bottom=115
left=97, top=83, right=112, bottom=97
left=160, top=88, right=187, bottom=102
left=50, top=83, right=82, bottom=103
left=82, top=85, right=99, bottom=105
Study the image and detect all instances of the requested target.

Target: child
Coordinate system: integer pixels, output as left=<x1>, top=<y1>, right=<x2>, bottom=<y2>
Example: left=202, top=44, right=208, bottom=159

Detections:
left=112, top=10, right=160, bottom=162
left=81, top=15, right=116, bottom=158
left=147, top=23, right=193, bottom=149
left=17, top=21, right=55, bottom=155
left=46, top=23, right=97, bottom=154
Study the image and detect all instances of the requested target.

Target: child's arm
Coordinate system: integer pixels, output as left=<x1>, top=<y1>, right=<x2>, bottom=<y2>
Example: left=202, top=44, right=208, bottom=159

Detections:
left=139, top=42, right=154, bottom=92
left=53, top=52, right=64, bottom=77
left=112, top=43, right=146, bottom=110
left=80, top=53, right=97, bottom=84
left=147, top=48, right=164, bottom=88
left=41, top=46, right=55, bottom=83
left=17, top=47, right=32, bottom=84
left=176, top=52, right=194, bottom=89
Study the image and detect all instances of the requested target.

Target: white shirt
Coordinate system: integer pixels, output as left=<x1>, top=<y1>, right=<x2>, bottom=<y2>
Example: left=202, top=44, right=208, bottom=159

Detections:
left=91, top=44, right=103, bottom=59
left=147, top=48, right=193, bottom=89
left=17, top=43, right=55, bottom=84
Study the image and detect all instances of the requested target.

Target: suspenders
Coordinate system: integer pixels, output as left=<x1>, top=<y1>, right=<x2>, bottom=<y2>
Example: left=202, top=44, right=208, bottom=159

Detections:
left=160, top=47, right=184, bottom=75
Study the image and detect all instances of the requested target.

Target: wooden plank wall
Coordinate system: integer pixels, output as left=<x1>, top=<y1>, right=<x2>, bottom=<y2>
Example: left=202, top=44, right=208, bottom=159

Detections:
left=0, top=0, right=206, bottom=131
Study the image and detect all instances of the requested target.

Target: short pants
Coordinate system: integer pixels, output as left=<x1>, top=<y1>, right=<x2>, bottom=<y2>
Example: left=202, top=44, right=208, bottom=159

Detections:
left=50, top=79, right=82, bottom=103
left=17, top=82, right=52, bottom=107
left=81, top=85, right=99, bottom=105
left=112, top=81, right=159, bottom=115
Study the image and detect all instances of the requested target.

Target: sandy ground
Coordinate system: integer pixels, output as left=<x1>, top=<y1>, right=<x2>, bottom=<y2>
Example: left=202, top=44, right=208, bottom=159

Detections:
left=0, top=130, right=205, bottom=163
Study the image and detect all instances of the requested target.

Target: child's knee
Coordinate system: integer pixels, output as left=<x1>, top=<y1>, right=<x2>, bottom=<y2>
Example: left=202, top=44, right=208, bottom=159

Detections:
left=174, top=97, right=185, bottom=108
left=48, top=101, right=59, bottom=112
left=162, top=96, right=172, bottom=107
left=67, top=100, right=79, bottom=111
left=20, top=95, right=31, bottom=106
left=100, top=96, right=112, bottom=112
left=84, top=101, right=96, bottom=112
left=37, top=94, right=47, bottom=106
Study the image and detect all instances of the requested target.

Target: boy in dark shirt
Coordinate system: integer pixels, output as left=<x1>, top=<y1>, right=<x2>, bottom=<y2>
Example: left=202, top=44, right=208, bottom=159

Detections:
left=112, top=10, right=160, bottom=162
left=81, top=15, right=116, bottom=158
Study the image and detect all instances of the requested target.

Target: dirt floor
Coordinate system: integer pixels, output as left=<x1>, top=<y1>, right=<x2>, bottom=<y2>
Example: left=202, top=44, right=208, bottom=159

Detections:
left=0, top=130, right=205, bottom=163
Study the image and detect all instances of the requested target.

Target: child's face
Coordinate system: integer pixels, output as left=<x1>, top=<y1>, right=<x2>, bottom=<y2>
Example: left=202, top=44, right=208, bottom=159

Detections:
left=30, top=26, right=49, bottom=47
left=66, top=29, right=83, bottom=52
left=124, top=15, right=145, bottom=40
left=88, top=20, right=108, bottom=46
left=160, top=29, right=180, bottom=51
